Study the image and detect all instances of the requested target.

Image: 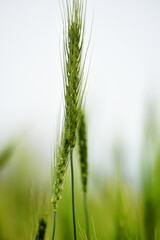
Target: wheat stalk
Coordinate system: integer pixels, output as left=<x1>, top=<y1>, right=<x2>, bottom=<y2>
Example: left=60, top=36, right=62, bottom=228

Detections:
left=51, top=0, right=87, bottom=239
left=62, top=1, right=87, bottom=238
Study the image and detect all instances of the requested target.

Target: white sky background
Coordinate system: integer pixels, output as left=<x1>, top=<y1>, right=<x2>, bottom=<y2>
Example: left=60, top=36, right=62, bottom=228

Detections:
left=1, top=0, right=160, bottom=182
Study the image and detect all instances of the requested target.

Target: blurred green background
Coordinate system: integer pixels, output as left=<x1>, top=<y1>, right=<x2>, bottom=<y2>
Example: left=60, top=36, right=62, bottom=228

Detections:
left=1, top=109, right=160, bottom=240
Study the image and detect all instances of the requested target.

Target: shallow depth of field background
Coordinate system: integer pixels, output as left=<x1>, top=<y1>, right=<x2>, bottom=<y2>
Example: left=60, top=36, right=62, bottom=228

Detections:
left=1, top=0, right=160, bottom=239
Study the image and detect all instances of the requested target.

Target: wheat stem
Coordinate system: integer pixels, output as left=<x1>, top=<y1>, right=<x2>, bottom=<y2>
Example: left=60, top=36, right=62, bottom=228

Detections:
left=52, top=211, right=57, bottom=240
left=70, top=150, right=77, bottom=240
left=83, top=193, right=90, bottom=240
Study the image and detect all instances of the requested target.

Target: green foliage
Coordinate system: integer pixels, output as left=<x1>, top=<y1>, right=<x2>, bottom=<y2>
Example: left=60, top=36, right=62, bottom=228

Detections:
left=141, top=109, right=160, bottom=240
left=0, top=143, right=15, bottom=169
left=1, top=139, right=160, bottom=240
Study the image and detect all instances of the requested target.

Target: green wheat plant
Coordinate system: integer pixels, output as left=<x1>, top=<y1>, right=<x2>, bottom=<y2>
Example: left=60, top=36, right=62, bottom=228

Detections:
left=78, top=109, right=90, bottom=240
left=51, top=0, right=88, bottom=239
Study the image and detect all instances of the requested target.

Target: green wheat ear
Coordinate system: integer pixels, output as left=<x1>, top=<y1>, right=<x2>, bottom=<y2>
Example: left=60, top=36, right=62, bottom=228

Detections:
left=78, top=109, right=90, bottom=240
left=78, top=110, right=88, bottom=193
left=51, top=0, right=87, bottom=210
left=35, top=218, right=47, bottom=240
left=51, top=129, right=70, bottom=210
left=62, top=0, right=87, bottom=150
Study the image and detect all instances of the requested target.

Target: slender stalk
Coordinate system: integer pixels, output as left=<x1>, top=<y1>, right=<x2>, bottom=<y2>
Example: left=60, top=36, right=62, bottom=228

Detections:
left=52, top=211, right=57, bottom=240
left=83, top=193, right=90, bottom=240
left=70, top=150, right=77, bottom=240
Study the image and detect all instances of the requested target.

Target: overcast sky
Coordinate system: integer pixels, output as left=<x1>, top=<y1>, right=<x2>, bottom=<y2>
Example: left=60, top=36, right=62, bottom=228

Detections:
left=1, top=0, right=160, bottom=181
